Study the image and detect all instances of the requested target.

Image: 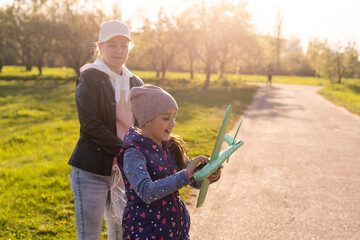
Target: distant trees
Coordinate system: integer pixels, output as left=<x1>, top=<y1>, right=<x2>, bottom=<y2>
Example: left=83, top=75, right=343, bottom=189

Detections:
left=0, top=8, right=6, bottom=72
left=54, top=8, right=103, bottom=76
left=307, top=39, right=359, bottom=83
left=5, top=2, right=34, bottom=71
left=273, top=8, right=283, bottom=73
left=140, top=8, right=178, bottom=81
left=1, top=0, right=104, bottom=76
left=173, top=1, right=257, bottom=89
left=0, top=0, right=359, bottom=85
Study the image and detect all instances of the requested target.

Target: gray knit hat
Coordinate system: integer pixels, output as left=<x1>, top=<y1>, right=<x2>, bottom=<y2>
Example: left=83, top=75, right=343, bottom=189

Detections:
left=130, top=84, right=178, bottom=127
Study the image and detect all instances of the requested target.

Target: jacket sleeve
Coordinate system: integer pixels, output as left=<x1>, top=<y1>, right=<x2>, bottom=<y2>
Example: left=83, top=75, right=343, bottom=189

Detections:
left=75, top=69, right=122, bottom=156
left=123, top=148, right=190, bottom=204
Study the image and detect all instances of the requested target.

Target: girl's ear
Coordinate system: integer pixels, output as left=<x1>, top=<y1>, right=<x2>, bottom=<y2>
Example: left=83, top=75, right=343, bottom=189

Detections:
left=144, top=119, right=152, bottom=128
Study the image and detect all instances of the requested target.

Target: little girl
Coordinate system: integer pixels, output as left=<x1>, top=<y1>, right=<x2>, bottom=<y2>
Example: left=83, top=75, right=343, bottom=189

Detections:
left=117, top=84, right=221, bottom=240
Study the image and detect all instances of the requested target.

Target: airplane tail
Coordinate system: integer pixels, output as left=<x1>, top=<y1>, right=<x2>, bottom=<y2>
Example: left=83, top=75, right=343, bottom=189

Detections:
left=223, top=120, right=243, bottom=162
left=224, top=120, right=243, bottom=146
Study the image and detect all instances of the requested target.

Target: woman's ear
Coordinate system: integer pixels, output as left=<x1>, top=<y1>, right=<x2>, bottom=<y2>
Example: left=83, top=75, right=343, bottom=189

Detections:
left=97, top=43, right=103, bottom=55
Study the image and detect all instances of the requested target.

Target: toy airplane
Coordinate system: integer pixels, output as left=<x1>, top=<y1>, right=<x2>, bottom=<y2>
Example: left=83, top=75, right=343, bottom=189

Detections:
left=193, top=105, right=244, bottom=208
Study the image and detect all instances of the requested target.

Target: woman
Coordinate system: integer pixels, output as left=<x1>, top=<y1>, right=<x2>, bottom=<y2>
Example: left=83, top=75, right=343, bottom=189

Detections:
left=68, top=20, right=143, bottom=240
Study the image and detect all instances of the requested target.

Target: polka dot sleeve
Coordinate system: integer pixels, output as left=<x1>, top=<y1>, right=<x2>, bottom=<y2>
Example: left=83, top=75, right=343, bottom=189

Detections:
left=123, top=148, right=189, bottom=204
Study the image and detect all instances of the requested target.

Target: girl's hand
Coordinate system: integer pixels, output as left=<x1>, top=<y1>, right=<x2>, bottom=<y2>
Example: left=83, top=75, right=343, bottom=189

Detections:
left=208, top=165, right=223, bottom=181
left=186, top=155, right=209, bottom=179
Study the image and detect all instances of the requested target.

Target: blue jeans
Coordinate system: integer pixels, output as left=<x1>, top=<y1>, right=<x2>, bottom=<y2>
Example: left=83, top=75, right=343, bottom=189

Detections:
left=70, top=167, right=123, bottom=240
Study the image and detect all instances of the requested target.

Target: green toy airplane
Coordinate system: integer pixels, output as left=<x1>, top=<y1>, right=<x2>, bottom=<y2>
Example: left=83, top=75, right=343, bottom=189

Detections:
left=194, top=105, right=244, bottom=208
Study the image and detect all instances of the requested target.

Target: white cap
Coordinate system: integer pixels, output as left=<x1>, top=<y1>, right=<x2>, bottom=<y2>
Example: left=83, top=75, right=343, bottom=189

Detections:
left=98, top=20, right=132, bottom=43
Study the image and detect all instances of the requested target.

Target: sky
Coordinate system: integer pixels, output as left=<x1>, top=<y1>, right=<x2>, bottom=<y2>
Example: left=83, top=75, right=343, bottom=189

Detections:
left=103, top=0, right=360, bottom=50
left=2, top=0, right=359, bottom=50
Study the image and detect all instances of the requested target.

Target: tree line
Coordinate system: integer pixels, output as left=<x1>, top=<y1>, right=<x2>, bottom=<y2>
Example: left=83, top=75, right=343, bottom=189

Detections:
left=1, top=0, right=359, bottom=87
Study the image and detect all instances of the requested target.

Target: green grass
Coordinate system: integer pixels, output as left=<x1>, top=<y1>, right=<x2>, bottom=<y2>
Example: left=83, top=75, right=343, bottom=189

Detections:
left=0, top=65, right=358, bottom=238
left=0, top=67, right=257, bottom=239
left=0, top=65, right=76, bottom=81
left=318, top=83, right=360, bottom=115
left=0, top=80, right=79, bottom=239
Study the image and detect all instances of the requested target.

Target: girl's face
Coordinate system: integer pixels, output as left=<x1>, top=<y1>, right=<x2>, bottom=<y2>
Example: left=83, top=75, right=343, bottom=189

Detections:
left=99, top=35, right=131, bottom=74
left=142, top=108, right=177, bottom=145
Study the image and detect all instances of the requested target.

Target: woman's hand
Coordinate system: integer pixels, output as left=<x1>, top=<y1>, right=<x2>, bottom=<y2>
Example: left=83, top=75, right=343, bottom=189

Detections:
left=186, top=155, right=209, bottom=179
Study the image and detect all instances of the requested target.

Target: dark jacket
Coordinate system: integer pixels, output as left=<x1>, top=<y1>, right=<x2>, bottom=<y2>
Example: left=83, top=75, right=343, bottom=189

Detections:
left=68, top=68, right=143, bottom=176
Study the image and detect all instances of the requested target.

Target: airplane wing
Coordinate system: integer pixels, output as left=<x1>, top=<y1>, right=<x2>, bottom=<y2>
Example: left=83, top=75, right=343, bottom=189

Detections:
left=196, top=178, right=210, bottom=208
left=209, top=105, right=232, bottom=161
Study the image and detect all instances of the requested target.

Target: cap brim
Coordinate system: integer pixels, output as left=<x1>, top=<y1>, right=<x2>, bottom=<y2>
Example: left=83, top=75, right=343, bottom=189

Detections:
left=99, top=33, right=132, bottom=43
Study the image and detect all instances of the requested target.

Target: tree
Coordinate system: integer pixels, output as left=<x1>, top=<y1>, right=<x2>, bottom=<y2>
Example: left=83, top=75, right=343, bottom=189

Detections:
left=273, top=7, right=283, bottom=73
left=137, top=9, right=178, bottom=81
left=306, top=39, right=322, bottom=77
left=54, top=2, right=104, bottom=76
left=215, top=1, right=255, bottom=79
left=0, top=8, right=6, bottom=72
left=216, top=1, right=261, bottom=79
left=342, top=41, right=359, bottom=79
left=177, top=2, right=219, bottom=90
left=307, top=39, right=360, bottom=83
left=333, top=41, right=360, bottom=83
left=5, top=2, right=35, bottom=71
left=29, top=14, right=53, bottom=75
left=176, top=1, right=256, bottom=89
left=3, top=0, right=57, bottom=73
left=281, top=37, right=314, bottom=76
left=175, top=11, right=199, bottom=79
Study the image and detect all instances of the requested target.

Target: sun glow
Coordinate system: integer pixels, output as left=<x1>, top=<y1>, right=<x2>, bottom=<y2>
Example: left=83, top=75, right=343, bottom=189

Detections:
left=97, top=0, right=360, bottom=49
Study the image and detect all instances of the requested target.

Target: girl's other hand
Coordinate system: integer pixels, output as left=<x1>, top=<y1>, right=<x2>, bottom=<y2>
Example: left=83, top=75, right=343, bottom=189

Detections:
left=186, top=156, right=209, bottom=179
left=208, top=165, right=222, bottom=181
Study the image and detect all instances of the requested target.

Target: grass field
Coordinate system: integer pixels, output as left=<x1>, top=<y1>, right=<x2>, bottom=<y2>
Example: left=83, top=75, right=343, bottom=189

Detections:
left=0, top=66, right=257, bottom=239
left=318, top=83, right=360, bottom=115
left=0, top=65, right=359, bottom=238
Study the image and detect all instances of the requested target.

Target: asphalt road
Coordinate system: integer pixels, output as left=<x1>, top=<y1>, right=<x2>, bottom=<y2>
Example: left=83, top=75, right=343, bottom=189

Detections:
left=187, top=83, right=360, bottom=240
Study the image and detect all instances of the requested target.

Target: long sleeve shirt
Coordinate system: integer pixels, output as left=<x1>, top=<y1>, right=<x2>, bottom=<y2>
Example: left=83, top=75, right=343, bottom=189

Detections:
left=123, top=148, right=202, bottom=204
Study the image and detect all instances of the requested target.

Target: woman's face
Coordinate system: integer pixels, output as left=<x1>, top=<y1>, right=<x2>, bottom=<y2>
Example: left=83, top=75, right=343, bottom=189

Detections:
left=99, top=35, right=131, bottom=74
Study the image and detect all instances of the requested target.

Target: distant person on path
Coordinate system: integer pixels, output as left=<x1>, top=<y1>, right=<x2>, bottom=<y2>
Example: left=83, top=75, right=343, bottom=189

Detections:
left=68, top=20, right=143, bottom=240
left=266, top=64, right=274, bottom=87
left=117, top=84, right=221, bottom=239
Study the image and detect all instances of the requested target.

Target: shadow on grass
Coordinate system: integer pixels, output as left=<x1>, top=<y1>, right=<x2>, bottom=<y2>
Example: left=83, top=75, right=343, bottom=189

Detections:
left=349, top=84, right=360, bottom=94
left=0, top=80, right=258, bottom=126
left=0, top=75, right=76, bottom=81
left=0, top=80, right=75, bottom=99
left=168, top=87, right=257, bottom=110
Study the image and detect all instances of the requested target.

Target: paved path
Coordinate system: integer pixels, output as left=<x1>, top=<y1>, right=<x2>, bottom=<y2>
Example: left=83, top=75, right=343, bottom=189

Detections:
left=187, top=83, right=360, bottom=240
